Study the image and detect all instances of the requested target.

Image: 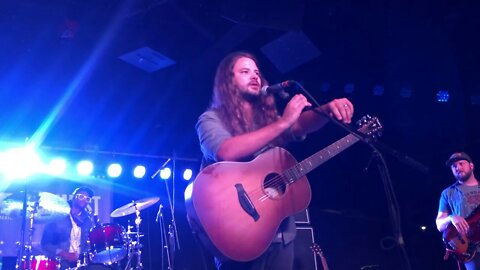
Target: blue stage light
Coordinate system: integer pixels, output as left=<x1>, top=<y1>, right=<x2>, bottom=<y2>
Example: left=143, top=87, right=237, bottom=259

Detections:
left=344, top=83, right=355, bottom=94
left=107, top=163, right=122, bottom=178
left=436, top=90, right=450, bottom=102
left=159, top=167, right=171, bottom=180
left=183, top=169, right=193, bottom=181
left=133, top=165, right=146, bottom=178
left=0, top=147, right=42, bottom=180
left=77, top=160, right=94, bottom=176
left=372, top=85, right=384, bottom=96
left=48, top=158, right=67, bottom=176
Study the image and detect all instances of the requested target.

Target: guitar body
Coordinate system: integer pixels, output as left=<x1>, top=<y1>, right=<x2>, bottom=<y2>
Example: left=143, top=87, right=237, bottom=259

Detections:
left=185, top=116, right=382, bottom=262
left=185, top=147, right=311, bottom=261
left=443, top=206, right=480, bottom=262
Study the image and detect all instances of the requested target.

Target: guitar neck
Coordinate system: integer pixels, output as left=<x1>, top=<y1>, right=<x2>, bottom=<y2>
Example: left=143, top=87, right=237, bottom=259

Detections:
left=311, top=244, right=330, bottom=270
left=319, top=256, right=330, bottom=270
left=284, top=133, right=360, bottom=182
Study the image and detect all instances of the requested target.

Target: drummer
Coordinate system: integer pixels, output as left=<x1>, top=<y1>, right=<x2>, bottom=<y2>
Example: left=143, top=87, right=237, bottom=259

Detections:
left=41, top=186, right=95, bottom=269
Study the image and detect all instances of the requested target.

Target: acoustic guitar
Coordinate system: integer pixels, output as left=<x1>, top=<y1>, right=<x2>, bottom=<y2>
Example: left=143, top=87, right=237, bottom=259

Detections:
left=185, top=116, right=382, bottom=261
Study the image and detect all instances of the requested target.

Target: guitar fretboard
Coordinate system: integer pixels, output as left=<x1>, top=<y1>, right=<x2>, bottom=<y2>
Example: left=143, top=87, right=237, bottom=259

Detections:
left=283, top=133, right=360, bottom=183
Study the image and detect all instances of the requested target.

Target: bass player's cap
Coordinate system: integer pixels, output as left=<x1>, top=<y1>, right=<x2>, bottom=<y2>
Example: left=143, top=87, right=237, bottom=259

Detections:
left=445, top=152, right=473, bottom=167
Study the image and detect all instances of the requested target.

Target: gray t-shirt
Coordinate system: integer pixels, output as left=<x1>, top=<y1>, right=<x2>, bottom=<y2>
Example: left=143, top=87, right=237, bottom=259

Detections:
left=195, top=109, right=300, bottom=244
left=439, top=182, right=480, bottom=218
left=196, top=110, right=303, bottom=167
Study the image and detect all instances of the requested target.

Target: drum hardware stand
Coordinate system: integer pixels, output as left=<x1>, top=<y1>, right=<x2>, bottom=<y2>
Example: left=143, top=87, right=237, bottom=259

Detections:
left=124, top=206, right=144, bottom=270
left=75, top=251, right=90, bottom=269
left=15, top=186, right=38, bottom=270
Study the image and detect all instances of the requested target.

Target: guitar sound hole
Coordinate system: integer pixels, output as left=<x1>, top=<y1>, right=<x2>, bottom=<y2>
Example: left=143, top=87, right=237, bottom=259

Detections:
left=263, top=173, right=286, bottom=199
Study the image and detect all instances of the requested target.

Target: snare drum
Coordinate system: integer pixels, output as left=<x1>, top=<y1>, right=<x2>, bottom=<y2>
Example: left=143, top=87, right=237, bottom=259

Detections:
left=88, top=223, right=127, bottom=264
left=19, top=255, right=60, bottom=270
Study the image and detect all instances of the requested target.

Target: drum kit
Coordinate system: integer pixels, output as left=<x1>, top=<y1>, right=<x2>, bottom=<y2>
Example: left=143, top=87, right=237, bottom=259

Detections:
left=1, top=192, right=160, bottom=270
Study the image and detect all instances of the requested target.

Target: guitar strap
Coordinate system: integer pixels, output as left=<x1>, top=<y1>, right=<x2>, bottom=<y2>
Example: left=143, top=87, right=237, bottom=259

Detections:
left=443, top=248, right=460, bottom=270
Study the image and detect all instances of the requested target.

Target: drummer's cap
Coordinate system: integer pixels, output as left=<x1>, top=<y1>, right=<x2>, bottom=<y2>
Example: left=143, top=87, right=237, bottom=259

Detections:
left=72, top=186, right=94, bottom=197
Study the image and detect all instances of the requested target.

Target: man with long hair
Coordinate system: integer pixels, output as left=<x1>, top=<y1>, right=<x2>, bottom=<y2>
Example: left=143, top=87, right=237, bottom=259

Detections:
left=195, top=51, right=354, bottom=270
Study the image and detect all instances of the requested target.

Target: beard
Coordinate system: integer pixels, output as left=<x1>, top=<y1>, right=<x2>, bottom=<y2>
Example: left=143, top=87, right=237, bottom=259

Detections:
left=456, top=169, right=473, bottom=182
left=240, top=89, right=262, bottom=103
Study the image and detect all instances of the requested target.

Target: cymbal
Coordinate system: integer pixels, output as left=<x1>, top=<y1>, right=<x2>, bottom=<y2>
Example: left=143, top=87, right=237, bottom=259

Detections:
left=110, top=197, right=159, bottom=217
left=1, top=192, right=70, bottom=223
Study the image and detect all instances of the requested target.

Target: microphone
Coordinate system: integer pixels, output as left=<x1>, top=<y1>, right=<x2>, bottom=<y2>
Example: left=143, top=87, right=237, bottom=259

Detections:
left=155, top=204, right=163, bottom=223
left=260, top=80, right=295, bottom=99
left=151, top=158, right=172, bottom=179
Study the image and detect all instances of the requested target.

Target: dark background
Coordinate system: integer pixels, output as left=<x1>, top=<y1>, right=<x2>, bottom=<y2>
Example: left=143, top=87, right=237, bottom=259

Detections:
left=1, top=0, right=480, bottom=269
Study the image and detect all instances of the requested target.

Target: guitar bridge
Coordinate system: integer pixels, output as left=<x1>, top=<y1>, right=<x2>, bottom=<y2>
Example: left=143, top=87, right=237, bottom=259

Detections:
left=235, top=184, right=260, bottom=222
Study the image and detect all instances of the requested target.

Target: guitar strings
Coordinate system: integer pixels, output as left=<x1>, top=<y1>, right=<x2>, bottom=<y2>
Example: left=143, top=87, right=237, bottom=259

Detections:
left=229, top=127, right=371, bottom=205
left=245, top=165, right=302, bottom=203
left=253, top=161, right=309, bottom=202
left=251, top=174, right=286, bottom=202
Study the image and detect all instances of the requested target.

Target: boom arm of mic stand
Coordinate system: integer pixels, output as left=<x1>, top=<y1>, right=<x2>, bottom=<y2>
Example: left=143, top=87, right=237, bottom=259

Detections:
left=371, top=140, right=430, bottom=174
left=295, top=81, right=413, bottom=269
left=294, top=81, right=429, bottom=174
left=293, top=81, right=372, bottom=144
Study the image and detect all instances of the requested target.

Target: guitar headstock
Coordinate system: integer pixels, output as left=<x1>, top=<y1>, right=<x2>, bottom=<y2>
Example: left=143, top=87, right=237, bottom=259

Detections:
left=356, top=115, right=383, bottom=140
left=310, top=243, right=325, bottom=257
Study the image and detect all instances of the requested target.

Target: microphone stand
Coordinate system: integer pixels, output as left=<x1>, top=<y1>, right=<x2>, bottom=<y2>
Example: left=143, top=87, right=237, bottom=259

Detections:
left=156, top=204, right=172, bottom=270
left=151, top=158, right=180, bottom=270
left=292, top=81, right=414, bottom=270
left=15, top=180, right=31, bottom=270
left=163, top=159, right=180, bottom=269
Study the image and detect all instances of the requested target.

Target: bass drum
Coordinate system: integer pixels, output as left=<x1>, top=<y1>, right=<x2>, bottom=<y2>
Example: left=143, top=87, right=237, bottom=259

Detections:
left=88, top=223, right=127, bottom=264
left=19, top=255, right=59, bottom=270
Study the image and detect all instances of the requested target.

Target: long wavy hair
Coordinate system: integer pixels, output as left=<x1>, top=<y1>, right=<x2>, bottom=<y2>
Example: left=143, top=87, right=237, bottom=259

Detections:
left=209, top=51, right=279, bottom=136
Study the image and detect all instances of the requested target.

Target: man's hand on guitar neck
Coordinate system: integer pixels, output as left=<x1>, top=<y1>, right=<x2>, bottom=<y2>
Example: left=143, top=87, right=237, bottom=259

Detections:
left=450, top=215, right=469, bottom=235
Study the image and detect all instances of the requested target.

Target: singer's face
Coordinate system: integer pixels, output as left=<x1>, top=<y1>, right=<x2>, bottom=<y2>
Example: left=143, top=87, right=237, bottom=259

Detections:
left=232, top=57, right=261, bottom=96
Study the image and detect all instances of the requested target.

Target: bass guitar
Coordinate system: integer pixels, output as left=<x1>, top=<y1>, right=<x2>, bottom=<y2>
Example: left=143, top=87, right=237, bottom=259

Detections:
left=443, top=206, right=480, bottom=262
left=185, top=116, right=382, bottom=261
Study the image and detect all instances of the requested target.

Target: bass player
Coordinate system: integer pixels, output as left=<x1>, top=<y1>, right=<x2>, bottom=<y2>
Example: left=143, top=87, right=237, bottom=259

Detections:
left=437, top=152, right=480, bottom=269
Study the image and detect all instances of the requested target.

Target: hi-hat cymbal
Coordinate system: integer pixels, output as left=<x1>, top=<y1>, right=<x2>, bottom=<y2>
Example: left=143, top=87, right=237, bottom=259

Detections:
left=125, top=232, right=144, bottom=237
left=1, top=191, right=70, bottom=223
left=110, top=197, right=159, bottom=217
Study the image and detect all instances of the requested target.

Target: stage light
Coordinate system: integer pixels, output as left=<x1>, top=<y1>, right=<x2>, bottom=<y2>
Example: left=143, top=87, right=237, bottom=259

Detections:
left=344, top=83, right=355, bottom=94
left=372, top=85, right=384, bottom=96
left=471, top=94, right=480, bottom=105
left=183, top=169, right=193, bottom=181
left=77, top=160, right=93, bottom=176
left=47, top=158, right=67, bottom=176
left=159, top=167, right=171, bottom=180
left=0, top=147, right=42, bottom=180
left=320, top=82, right=330, bottom=92
left=107, top=163, right=122, bottom=178
left=133, top=165, right=146, bottom=178
left=436, top=90, right=450, bottom=102
left=400, top=87, right=412, bottom=98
